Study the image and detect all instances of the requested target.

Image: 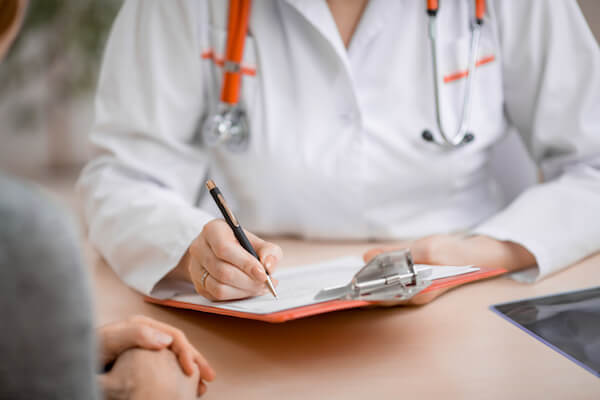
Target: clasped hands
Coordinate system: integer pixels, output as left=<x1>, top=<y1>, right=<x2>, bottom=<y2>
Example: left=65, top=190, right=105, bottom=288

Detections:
left=98, top=315, right=215, bottom=400
left=174, top=219, right=535, bottom=302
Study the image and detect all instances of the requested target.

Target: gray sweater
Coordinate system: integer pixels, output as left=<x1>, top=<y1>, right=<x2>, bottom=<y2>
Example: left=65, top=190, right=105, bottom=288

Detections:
left=0, top=174, right=98, bottom=399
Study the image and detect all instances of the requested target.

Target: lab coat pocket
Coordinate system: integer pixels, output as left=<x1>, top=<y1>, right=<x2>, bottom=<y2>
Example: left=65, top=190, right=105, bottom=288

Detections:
left=201, top=27, right=260, bottom=128
left=437, top=35, right=499, bottom=144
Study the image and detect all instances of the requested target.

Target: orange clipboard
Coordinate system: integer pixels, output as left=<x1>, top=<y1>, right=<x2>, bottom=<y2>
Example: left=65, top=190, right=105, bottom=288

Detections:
left=144, top=250, right=506, bottom=323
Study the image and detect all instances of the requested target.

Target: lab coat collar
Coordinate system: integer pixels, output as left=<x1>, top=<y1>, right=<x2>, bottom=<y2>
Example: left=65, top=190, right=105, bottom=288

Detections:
left=283, top=0, right=393, bottom=67
left=283, top=0, right=350, bottom=70
left=282, top=0, right=392, bottom=123
left=347, top=0, right=393, bottom=55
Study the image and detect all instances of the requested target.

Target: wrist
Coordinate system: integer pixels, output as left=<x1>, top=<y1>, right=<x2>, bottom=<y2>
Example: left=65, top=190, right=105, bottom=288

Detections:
left=166, top=250, right=192, bottom=282
left=499, top=240, right=536, bottom=272
left=472, top=235, right=536, bottom=272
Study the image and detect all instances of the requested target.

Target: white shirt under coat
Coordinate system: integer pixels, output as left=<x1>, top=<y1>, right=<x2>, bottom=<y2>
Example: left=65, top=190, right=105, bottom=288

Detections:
left=78, top=0, right=600, bottom=295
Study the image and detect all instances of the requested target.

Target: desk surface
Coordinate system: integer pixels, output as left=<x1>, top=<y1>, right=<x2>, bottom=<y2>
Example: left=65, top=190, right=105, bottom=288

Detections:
left=92, top=239, right=600, bottom=399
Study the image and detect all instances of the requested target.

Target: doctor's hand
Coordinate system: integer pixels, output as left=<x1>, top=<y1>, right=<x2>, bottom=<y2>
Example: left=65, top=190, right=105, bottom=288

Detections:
left=363, top=234, right=536, bottom=304
left=177, top=219, right=282, bottom=301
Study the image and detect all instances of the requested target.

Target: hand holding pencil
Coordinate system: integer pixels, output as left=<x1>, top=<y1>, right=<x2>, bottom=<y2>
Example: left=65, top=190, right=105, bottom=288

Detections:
left=177, top=181, right=282, bottom=301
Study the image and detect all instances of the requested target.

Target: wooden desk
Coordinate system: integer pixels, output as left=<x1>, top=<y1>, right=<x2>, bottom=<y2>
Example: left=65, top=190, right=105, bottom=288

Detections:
left=92, top=239, right=600, bottom=399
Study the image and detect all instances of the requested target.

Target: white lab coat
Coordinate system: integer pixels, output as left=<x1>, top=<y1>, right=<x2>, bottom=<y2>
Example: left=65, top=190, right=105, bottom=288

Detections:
left=78, top=0, right=600, bottom=295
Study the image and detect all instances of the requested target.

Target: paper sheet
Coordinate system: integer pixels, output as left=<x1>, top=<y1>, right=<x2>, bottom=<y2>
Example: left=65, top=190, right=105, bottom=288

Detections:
left=153, top=256, right=479, bottom=315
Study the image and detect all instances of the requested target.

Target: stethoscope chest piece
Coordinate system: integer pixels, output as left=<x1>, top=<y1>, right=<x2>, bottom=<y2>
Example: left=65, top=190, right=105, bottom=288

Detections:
left=202, top=103, right=249, bottom=153
left=202, top=0, right=252, bottom=153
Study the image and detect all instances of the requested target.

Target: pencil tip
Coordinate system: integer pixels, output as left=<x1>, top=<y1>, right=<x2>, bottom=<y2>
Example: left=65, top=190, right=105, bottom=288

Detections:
left=206, top=180, right=216, bottom=190
left=266, top=277, right=278, bottom=299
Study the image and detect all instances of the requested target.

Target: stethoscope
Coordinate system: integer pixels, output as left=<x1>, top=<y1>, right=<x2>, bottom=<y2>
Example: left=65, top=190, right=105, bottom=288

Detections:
left=202, top=0, right=252, bottom=152
left=202, top=0, right=486, bottom=152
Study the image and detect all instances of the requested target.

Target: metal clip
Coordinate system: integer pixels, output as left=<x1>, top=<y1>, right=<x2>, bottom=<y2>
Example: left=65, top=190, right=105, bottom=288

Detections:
left=315, top=249, right=432, bottom=302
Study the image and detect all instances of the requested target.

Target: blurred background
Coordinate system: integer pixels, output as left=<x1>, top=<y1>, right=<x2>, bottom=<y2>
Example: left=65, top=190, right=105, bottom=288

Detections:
left=0, top=0, right=121, bottom=179
left=0, top=0, right=599, bottom=197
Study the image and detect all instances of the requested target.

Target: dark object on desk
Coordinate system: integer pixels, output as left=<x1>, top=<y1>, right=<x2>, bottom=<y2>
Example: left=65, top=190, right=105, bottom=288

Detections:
left=492, top=286, right=600, bottom=377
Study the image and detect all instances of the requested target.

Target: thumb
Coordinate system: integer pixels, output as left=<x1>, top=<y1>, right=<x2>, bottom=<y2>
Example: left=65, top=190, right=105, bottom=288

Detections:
left=257, top=246, right=282, bottom=275
left=363, top=242, right=414, bottom=263
left=99, top=321, right=173, bottom=365
left=125, top=323, right=174, bottom=349
left=246, top=232, right=283, bottom=275
left=363, top=248, right=384, bottom=263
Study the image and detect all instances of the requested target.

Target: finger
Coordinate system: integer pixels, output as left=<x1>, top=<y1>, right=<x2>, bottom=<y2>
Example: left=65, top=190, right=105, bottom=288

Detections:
left=188, top=235, right=213, bottom=279
left=205, top=228, right=267, bottom=283
left=192, top=353, right=214, bottom=396
left=362, top=246, right=399, bottom=262
left=247, top=231, right=282, bottom=260
left=363, top=241, right=413, bottom=263
left=198, top=380, right=208, bottom=397
left=195, top=352, right=216, bottom=381
left=203, top=256, right=265, bottom=292
left=363, top=248, right=385, bottom=262
left=406, top=237, right=439, bottom=264
left=172, top=339, right=198, bottom=377
left=185, top=361, right=203, bottom=397
left=251, top=236, right=283, bottom=275
left=189, top=238, right=224, bottom=293
left=263, top=255, right=277, bottom=275
left=129, top=316, right=200, bottom=376
left=205, top=274, right=266, bottom=301
left=98, top=320, right=173, bottom=365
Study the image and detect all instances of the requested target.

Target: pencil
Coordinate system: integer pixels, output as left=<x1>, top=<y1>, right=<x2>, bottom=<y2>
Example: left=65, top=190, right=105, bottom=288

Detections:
left=205, top=180, right=278, bottom=299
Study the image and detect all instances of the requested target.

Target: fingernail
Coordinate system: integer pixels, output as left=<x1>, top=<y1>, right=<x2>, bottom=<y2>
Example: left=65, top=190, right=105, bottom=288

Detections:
left=264, top=255, right=275, bottom=272
left=154, top=332, right=173, bottom=345
left=252, top=266, right=266, bottom=281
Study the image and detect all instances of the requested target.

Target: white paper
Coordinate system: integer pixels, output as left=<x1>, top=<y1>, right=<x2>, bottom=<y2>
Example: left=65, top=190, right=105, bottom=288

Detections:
left=153, top=256, right=479, bottom=315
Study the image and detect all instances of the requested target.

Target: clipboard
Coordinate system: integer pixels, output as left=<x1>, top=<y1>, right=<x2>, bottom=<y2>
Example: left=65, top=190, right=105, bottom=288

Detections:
left=145, top=250, right=506, bottom=323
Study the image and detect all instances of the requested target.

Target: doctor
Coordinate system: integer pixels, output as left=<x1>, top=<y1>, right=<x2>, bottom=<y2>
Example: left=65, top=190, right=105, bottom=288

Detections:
left=79, top=0, right=600, bottom=301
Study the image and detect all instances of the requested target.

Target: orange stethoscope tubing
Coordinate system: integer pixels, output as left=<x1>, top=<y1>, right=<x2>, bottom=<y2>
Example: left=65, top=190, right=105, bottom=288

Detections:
left=208, top=0, right=487, bottom=151
left=427, top=0, right=485, bottom=22
left=221, top=0, right=252, bottom=105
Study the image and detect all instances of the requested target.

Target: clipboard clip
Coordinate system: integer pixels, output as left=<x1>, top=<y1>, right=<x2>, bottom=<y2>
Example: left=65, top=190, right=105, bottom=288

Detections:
left=315, top=249, right=432, bottom=302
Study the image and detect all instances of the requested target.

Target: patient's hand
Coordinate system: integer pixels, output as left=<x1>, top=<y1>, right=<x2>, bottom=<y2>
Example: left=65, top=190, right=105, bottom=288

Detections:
left=99, top=348, right=201, bottom=400
left=98, top=315, right=215, bottom=396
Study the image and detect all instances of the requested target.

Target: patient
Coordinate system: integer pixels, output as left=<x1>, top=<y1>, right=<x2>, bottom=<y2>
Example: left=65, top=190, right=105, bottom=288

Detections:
left=0, top=1, right=214, bottom=399
left=0, top=175, right=214, bottom=399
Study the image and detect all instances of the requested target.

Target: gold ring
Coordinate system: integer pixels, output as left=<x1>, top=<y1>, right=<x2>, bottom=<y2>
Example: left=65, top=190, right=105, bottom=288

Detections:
left=200, top=270, right=210, bottom=288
